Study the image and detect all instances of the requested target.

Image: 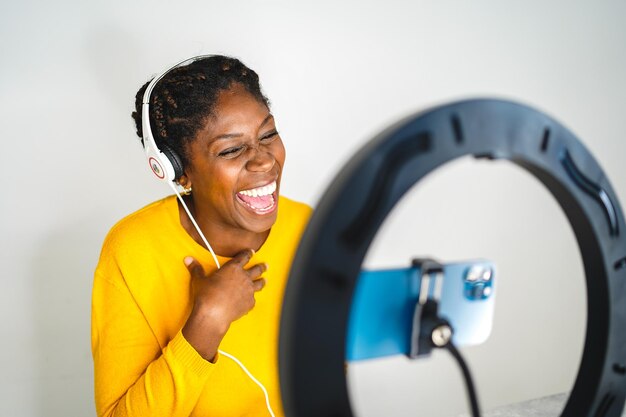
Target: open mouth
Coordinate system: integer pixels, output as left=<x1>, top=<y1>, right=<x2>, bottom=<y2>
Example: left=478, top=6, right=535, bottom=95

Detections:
left=236, top=181, right=278, bottom=215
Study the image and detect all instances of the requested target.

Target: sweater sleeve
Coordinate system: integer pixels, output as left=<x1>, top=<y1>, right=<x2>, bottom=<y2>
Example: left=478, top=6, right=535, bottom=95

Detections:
left=91, top=269, right=216, bottom=417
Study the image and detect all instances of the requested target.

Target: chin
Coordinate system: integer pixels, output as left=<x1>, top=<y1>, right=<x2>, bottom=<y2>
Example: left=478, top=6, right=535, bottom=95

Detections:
left=243, top=210, right=279, bottom=234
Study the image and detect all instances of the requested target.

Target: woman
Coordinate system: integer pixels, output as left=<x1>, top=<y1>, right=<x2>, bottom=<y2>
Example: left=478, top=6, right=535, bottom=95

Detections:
left=92, top=55, right=312, bottom=417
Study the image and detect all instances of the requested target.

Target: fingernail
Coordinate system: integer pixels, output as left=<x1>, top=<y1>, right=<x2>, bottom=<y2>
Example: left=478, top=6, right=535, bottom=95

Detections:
left=264, top=263, right=269, bottom=270
left=250, top=249, right=256, bottom=256
left=184, top=256, right=194, bottom=266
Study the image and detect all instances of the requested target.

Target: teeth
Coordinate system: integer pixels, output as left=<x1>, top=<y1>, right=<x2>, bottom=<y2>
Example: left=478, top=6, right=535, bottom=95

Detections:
left=238, top=181, right=276, bottom=197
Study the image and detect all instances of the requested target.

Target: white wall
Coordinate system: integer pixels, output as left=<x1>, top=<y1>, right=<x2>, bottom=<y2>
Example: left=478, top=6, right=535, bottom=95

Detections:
left=1, top=0, right=625, bottom=416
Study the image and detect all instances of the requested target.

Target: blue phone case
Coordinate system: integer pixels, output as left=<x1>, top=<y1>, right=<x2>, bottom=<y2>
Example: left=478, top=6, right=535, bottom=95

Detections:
left=346, top=260, right=496, bottom=361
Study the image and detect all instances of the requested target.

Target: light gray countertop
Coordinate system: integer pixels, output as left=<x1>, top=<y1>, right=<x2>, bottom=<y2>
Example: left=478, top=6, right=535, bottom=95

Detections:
left=457, top=393, right=626, bottom=417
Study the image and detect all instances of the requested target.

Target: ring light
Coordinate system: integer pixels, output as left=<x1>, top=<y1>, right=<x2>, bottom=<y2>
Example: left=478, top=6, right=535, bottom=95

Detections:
left=279, top=99, right=626, bottom=417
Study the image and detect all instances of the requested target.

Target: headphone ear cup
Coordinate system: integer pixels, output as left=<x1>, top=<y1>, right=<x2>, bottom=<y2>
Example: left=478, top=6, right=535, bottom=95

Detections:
left=159, top=142, right=185, bottom=181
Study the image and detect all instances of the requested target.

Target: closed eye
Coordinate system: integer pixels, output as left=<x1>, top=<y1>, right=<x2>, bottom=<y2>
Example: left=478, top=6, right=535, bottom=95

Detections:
left=260, top=131, right=279, bottom=143
left=218, top=146, right=245, bottom=158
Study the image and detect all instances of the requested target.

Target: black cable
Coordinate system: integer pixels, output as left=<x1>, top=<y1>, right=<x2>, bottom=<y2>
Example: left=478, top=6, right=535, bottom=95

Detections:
left=445, top=342, right=481, bottom=417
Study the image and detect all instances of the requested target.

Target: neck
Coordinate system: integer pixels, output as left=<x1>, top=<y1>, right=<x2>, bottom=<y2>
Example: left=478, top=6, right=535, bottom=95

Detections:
left=178, top=195, right=270, bottom=258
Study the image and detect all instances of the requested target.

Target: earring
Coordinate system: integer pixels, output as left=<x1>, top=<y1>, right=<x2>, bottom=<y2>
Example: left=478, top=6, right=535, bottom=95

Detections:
left=182, top=186, right=192, bottom=195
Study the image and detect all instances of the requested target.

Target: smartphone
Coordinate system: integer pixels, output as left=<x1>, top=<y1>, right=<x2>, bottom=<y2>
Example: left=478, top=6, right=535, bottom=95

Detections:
left=346, top=260, right=496, bottom=361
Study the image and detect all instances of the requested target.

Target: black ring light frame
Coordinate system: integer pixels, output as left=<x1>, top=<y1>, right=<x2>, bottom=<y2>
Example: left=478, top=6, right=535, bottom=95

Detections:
left=279, top=99, right=626, bottom=417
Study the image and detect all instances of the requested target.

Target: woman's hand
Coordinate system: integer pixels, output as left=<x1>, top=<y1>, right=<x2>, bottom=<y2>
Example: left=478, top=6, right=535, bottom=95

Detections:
left=181, top=249, right=266, bottom=361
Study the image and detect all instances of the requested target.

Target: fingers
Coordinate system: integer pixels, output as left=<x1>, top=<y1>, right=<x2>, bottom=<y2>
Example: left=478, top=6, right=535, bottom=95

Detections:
left=230, top=249, right=255, bottom=266
left=246, top=262, right=268, bottom=279
left=184, top=256, right=205, bottom=278
left=185, top=251, right=267, bottom=286
left=252, top=278, right=266, bottom=292
left=249, top=262, right=267, bottom=293
left=226, top=250, right=268, bottom=280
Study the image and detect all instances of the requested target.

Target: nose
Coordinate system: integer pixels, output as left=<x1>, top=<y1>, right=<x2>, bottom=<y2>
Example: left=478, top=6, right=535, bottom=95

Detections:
left=246, top=148, right=275, bottom=172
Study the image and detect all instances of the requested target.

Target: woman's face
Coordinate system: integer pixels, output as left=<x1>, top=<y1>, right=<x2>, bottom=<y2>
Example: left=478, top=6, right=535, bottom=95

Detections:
left=183, top=83, right=286, bottom=235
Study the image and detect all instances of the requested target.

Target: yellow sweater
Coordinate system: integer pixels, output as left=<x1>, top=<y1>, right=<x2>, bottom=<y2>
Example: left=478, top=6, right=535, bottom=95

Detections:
left=92, top=195, right=312, bottom=417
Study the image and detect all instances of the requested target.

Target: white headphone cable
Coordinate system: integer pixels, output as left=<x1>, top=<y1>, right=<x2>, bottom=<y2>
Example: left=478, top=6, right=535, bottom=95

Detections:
left=169, top=182, right=275, bottom=417
left=218, top=350, right=276, bottom=417
left=169, top=182, right=221, bottom=268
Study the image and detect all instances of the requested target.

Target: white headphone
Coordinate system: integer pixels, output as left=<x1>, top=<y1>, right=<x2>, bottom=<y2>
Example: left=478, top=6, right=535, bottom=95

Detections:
left=141, top=54, right=214, bottom=182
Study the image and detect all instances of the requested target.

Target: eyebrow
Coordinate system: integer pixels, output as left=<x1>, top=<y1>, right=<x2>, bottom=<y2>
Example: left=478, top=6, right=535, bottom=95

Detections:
left=211, top=114, right=274, bottom=141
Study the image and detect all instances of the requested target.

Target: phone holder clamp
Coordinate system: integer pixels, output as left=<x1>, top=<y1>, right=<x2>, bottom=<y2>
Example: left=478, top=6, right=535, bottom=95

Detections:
left=410, top=258, right=454, bottom=358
